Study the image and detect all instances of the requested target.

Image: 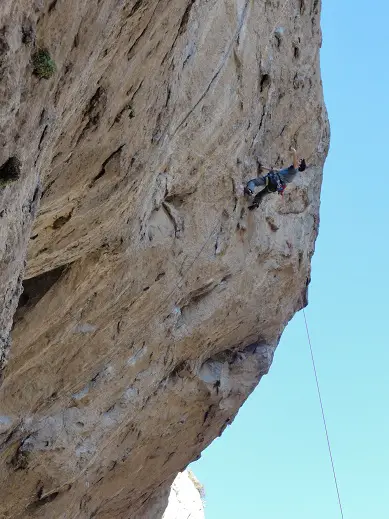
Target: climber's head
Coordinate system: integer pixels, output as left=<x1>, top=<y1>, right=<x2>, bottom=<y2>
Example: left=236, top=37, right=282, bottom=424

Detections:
left=298, top=158, right=307, bottom=172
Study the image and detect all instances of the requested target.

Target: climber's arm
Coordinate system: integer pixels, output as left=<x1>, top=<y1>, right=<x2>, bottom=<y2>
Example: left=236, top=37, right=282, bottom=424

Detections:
left=259, top=164, right=281, bottom=173
left=291, top=147, right=299, bottom=169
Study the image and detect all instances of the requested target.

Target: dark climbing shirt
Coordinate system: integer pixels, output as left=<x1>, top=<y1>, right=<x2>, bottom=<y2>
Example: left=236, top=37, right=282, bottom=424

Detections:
left=278, top=165, right=298, bottom=184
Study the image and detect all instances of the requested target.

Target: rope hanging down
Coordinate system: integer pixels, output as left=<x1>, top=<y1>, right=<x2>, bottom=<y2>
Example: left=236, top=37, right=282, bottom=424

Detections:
left=303, top=309, right=345, bottom=519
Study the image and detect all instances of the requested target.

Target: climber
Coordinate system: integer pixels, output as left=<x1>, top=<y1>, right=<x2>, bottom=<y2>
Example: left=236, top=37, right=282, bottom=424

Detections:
left=244, top=148, right=306, bottom=210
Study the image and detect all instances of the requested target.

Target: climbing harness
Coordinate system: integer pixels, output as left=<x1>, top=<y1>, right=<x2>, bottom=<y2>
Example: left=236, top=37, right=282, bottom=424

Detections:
left=303, top=309, right=345, bottom=519
left=243, top=169, right=286, bottom=200
left=265, top=171, right=286, bottom=195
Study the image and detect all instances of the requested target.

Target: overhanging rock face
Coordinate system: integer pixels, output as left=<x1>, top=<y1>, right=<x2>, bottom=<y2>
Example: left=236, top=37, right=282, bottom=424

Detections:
left=0, top=0, right=329, bottom=517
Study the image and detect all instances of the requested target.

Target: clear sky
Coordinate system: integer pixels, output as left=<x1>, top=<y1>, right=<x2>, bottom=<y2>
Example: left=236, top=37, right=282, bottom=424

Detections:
left=191, top=1, right=389, bottom=517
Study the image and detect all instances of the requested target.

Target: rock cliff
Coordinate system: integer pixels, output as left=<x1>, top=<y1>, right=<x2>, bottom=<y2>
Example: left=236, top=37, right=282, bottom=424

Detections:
left=0, top=0, right=329, bottom=517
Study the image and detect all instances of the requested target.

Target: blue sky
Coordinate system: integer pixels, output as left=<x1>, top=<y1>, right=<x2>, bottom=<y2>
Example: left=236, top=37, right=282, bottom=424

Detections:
left=191, top=1, right=389, bottom=517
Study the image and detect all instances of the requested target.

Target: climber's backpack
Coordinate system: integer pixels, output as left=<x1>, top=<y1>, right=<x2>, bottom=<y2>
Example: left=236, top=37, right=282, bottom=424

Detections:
left=266, top=171, right=286, bottom=195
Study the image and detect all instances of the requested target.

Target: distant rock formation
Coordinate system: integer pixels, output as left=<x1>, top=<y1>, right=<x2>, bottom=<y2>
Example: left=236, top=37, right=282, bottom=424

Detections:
left=163, top=471, right=205, bottom=519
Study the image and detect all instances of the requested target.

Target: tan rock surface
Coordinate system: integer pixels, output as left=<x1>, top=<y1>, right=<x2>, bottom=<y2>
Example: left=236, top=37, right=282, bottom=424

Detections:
left=0, top=0, right=329, bottom=517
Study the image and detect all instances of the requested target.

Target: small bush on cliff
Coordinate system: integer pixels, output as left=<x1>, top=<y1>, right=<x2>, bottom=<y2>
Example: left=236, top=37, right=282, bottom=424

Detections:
left=32, top=49, right=56, bottom=79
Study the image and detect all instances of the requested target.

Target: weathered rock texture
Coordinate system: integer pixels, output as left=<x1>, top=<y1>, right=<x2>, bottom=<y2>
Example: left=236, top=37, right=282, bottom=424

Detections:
left=162, top=471, right=205, bottom=519
left=0, top=0, right=329, bottom=517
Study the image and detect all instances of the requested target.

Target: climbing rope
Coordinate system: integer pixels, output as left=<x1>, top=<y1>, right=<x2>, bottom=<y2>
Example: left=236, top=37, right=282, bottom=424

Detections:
left=303, top=308, right=345, bottom=519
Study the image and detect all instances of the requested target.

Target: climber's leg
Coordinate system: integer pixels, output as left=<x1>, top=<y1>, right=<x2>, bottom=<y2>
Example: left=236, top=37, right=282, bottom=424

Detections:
left=248, top=188, right=270, bottom=210
left=244, top=176, right=266, bottom=196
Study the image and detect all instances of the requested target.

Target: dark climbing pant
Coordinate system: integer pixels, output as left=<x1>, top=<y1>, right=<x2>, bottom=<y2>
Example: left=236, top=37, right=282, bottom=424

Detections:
left=248, top=187, right=272, bottom=210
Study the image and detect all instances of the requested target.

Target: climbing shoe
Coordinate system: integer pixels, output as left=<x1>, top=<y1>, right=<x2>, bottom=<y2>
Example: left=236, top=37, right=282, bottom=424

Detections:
left=248, top=202, right=259, bottom=211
